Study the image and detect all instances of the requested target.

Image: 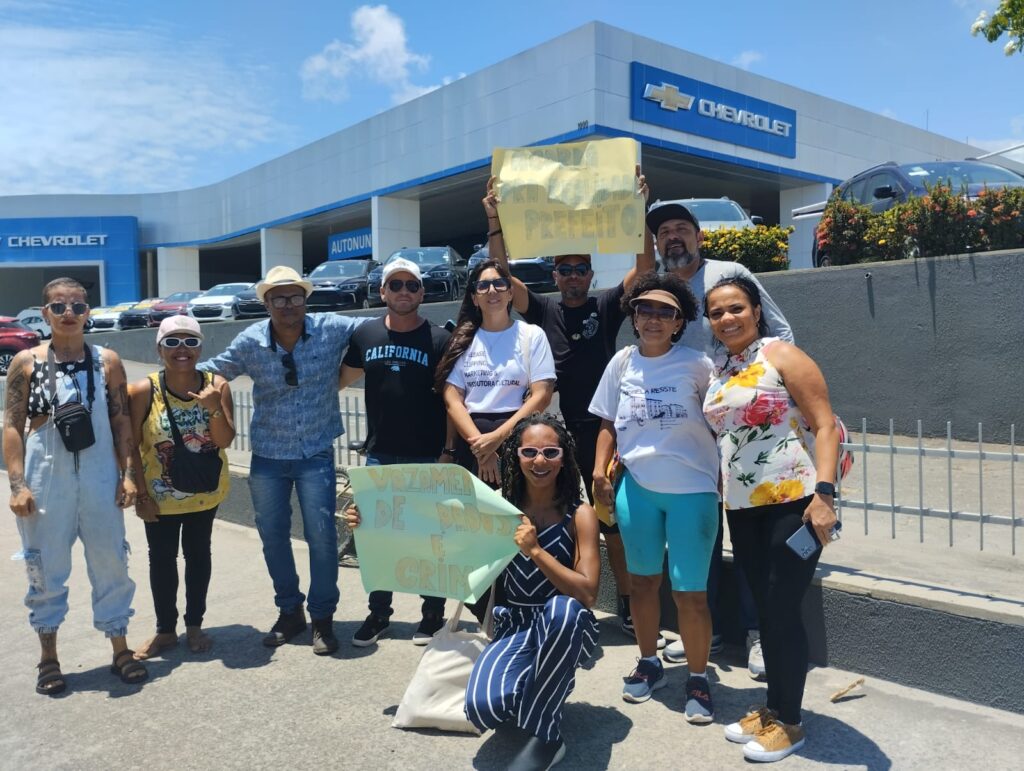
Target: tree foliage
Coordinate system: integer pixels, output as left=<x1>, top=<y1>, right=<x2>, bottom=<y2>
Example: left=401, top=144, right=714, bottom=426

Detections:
left=972, top=1, right=1024, bottom=56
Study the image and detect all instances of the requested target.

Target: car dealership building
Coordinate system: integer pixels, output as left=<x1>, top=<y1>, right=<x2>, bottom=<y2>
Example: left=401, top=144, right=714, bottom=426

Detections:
left=0, top=21, right=999, bottom=312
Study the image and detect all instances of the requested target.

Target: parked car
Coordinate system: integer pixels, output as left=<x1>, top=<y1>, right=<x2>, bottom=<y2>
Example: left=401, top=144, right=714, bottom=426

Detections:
left=307, top=258, right=380, bottom=310
left=16, top=307, right=50, bottom=339
left=0, top=317, right=41, bottom=375
left=118, top=298, right=163, bottom=330
left=88, top=301, right=137, bottom=332
left=148, top=291, right=202, bottom=326
left=468, top=244, right=557, bottom=294
left=187, top=283, right=253, bottom=322
left=232, top=287, right=268, bottom=319
left=366, top=247, right=467, bottom=307
left=813, top=160, right=1024, bottom=266
left=661, top=197, right=762, bottom=231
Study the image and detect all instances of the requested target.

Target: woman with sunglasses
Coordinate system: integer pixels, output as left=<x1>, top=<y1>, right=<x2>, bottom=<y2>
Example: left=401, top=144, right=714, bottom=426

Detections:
left=4, top=278, right=146, bottom=695
left=435, top=260, right=555, bottom=487
left=128, top=315, right=235, bottom=659
left=588, top=271, right=721, bottom=723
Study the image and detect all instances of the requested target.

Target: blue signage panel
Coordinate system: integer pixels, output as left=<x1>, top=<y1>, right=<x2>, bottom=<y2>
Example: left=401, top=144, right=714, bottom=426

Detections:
left=328, top=227, right=372, bottom=260
left=630, top=62, right=797, bottom=159
left=0, top=216, right=140, bottom=304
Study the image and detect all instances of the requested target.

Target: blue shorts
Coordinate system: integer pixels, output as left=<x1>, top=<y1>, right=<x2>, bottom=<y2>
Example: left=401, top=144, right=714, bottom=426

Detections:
left=615, top=469, right=719, bottom=592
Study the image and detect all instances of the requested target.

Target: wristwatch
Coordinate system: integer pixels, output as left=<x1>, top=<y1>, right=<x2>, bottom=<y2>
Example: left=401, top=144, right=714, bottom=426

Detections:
left=814, top=481, right=836, bottom=497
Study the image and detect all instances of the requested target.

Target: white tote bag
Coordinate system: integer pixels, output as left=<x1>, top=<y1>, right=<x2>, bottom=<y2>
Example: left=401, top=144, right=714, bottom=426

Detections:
left=392, top=594, right=495, bottom=734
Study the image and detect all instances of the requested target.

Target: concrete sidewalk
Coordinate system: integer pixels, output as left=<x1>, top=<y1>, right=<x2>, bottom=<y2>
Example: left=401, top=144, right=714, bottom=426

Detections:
left=2, top=493, right=1023, bottom=770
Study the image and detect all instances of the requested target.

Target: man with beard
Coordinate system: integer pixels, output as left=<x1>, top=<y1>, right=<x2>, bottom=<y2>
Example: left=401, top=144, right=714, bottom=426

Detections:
left=338, top=257, right=456, bottom=648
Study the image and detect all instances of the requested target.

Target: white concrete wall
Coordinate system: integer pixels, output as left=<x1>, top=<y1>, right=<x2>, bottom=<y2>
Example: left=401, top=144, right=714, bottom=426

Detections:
left=156, top=246, right=199, bottom=295
left=780, top=183, right=833, bottom=269
left=260, top=227, right=303, bottom=276
left=371, top=196, right=420, bottom=262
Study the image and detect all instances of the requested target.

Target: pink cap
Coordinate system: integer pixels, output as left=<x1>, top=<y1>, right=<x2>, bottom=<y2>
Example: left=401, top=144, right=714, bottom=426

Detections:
left=157, top=314, right=203, bottom=343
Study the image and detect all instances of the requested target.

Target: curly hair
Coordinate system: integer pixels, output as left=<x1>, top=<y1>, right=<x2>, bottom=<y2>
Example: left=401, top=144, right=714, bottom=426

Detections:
left=434, top=259, right=514, bottom=392
left=703, top=275, right=770, bottom=340
left=620, top=270, right=698, bottom=343
left=500, top=413, right=582, bottom=511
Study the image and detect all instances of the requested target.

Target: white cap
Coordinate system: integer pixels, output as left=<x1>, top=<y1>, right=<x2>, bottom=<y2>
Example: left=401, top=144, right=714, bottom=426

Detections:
left=157, top=314, right=203, bottom=343
left=382, top=258, right=422, bottom=283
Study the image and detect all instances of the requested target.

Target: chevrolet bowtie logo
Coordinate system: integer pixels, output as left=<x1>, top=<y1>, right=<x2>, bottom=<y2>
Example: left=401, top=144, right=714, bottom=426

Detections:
left=643, top=82, right=695, bottom=112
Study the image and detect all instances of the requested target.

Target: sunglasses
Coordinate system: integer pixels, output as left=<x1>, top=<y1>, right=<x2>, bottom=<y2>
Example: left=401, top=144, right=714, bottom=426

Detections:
left=268, top=294, right=306, bottom=309
left=46, top=301, right=89, bottom=316
left=159, top=336, right=202, bottom=349
left=387, top=279, right=422, bottom=293
left=281, top=352, right=298, bottom=386
left=555, top=264, right=590, bottom=277
left=473, top=278, right=510, bottom=294
left=517, top=446, right=564, bottom=460
left=634, top=304, right=679, bottom=322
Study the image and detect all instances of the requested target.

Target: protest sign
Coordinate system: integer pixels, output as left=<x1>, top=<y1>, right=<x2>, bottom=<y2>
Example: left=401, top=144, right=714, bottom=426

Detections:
left=348, top=463, right=522, bottom=604
left=492, top=137, right=643, bottom=260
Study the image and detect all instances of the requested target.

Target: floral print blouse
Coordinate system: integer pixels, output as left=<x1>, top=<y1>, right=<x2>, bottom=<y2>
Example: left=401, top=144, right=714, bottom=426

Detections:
left=703, top=337, right=816, bottom=510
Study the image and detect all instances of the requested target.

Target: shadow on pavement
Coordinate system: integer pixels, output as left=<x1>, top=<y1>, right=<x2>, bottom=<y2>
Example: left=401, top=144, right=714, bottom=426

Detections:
left=799, top=709, right=893, bottom=770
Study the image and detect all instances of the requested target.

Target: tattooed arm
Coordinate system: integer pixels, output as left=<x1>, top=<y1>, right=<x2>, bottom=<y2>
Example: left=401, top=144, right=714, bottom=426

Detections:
left=102, top=348, right=137, bottom=508
left=3, top=350, right=36, bottom=516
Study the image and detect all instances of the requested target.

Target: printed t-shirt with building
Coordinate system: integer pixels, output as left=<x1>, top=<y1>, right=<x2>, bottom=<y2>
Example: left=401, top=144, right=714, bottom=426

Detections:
left=140, top=371, right=230, bottom=514
left=445, top=320, right=556, bottom=413
left=703, top=337, right=816, bottom=510
left=342, top=317, right=451, bottom=457
left=677, top=259, right=793, bottom=356
left=520, top=284, right=626, bottom=423
left=588, top=344, right=719, bottom=496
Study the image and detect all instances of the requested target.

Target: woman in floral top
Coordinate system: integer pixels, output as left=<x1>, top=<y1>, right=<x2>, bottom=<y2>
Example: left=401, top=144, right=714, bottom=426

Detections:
left=702, top=275, right=840, bottom=764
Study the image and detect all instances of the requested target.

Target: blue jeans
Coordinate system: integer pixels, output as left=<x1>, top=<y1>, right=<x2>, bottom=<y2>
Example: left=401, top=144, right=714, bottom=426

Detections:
left=365, top=453, right=446, bottom=619
left=249, top=448, right=338, bottom=620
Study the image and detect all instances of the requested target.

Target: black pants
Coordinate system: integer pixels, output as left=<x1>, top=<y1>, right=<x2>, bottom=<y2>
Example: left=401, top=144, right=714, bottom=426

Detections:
left=144, top=507, right=217, bottom=633
left=564, top=418, right=619, bottom=535
left=727, top=496, right=819, bottom=725
left=453, top=411, right=516, bottom=490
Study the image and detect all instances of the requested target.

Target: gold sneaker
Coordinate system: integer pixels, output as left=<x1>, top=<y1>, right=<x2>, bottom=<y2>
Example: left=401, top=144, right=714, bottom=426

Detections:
left=743, top=720, right=806, bottom=762
left=724, top=706, right=777, bottom=743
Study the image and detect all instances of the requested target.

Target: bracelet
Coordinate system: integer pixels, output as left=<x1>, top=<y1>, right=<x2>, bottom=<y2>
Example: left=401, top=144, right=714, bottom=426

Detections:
left=441, top=447, right=457, bottom=456
left=211, top=409, right=224, bottom=419
left=487, top=228, right=502, bottom=237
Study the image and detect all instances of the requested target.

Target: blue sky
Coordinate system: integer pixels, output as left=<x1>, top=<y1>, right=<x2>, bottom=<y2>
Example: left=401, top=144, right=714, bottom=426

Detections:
left=1, top=0, right=1021, bottom=194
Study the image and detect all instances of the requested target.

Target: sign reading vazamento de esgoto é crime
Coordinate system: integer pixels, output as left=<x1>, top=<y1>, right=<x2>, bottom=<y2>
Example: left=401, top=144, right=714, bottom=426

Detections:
left=347, top=464, right=522, bottom=604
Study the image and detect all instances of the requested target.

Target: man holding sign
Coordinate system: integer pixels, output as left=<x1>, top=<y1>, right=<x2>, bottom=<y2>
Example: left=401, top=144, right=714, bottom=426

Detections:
left=339, top=257, right=458, bottom=647
left=484, top=143, right=653, bottom=641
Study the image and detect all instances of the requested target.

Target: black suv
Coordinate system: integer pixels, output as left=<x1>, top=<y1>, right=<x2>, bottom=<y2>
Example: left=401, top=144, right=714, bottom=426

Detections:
left=306, top=258, right=380, bottom=310
left=367, top=247, right=467, bottom=307
left=814, top=160, right=1024, bottom=266
left=468, top=244, right=557, bottom=294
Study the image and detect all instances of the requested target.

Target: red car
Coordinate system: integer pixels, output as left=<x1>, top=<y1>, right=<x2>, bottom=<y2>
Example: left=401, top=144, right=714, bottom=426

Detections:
left=147, top=291, right=202, bottom=327
left=0, top=316, right=41, bottom=375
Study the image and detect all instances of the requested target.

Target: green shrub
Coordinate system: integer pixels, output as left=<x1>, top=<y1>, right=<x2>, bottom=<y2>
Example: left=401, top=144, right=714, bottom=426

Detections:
left=700, top=224, right=793, bottom=273
left=816, top=198, right=871, bottom=265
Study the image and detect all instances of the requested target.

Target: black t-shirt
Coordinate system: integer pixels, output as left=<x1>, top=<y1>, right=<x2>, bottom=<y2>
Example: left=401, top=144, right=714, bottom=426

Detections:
left=342, top=317, right=451, bottom=457
left=521, top=283, right=627, bottom=422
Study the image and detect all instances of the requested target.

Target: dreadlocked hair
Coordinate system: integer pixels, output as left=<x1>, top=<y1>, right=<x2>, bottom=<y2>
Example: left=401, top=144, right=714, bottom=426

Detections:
left=433, top=259, right=514, bottom=392
left=500, top=413, right=582, bottom=511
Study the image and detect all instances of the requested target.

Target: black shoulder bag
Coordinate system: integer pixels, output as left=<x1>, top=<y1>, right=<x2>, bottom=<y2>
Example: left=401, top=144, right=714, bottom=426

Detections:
left=158, top=371, right=224, bottom=494
left=48, top=345, right=96, bottom=468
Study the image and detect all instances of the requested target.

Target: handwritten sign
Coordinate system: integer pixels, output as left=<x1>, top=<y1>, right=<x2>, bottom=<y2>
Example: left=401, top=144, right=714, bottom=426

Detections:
left=493, top=137, right=644, bottom=260
left=348, top=464, right=522, bottom=603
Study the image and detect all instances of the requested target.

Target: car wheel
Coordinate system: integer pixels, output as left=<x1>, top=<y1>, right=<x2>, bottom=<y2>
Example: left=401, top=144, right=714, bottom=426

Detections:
left=0, top=349, right=16, bottom=376
left=361, top=296, right=371, bottom=310
left=449, top=281, right=460, bottom=302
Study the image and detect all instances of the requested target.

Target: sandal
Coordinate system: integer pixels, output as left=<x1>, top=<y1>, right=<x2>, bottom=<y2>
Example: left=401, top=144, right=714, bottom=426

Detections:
left=110, top=649, right=148, bottom=685
left=36, top=659, right=67, bottom=696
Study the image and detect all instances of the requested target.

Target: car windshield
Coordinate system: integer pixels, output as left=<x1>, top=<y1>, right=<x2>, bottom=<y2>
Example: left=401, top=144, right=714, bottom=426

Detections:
left=0, top=321, right=30, bottom=330
left=388, top=248, right=450, bottom=266
left=164, top=291, right=199, bottom=302
left=681, top=200, right=749, bottom=223
left=203, top=283, right=250, bottom=295
left=309, top=261, right=370, bottom=278
left=899, top=162, right=1024, bottom=187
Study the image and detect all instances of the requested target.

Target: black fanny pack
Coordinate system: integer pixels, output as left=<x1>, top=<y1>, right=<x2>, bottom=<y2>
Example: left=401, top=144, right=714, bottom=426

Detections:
left=48, top=345, right=96, bottom=454
left=159, top=371, right=223, bottom=494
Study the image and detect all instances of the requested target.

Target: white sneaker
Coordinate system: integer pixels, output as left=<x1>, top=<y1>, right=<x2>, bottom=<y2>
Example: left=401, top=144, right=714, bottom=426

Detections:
left=743, top=721, right=805, bottom=762
left=746, top=630, right=766, bottom=680
left=724, top=707, right=776, bottom=743
left=663, top=634, right=722, bottom=664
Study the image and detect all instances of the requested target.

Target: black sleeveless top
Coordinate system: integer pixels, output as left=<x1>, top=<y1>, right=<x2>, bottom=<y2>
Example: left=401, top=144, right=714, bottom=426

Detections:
left=26, top=354, right=92, bottom=418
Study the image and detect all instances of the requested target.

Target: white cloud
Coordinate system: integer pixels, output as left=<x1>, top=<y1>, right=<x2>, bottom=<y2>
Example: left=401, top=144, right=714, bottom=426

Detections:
left=0, top=22, right=284, bottom=194
left=301, top=4, right=454, bottom=105
left=880, top=108, right=899, bottom=120
left=731, top=50, right=764, bottom=70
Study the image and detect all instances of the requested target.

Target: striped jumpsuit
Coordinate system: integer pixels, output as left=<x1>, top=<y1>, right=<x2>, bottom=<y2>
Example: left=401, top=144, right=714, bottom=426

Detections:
left=465, top=506, right=598, bottom=742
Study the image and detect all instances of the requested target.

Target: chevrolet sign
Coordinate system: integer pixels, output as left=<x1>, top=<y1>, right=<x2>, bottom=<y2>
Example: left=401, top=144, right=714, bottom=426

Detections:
left=5, top=234, right=108, bottom=247
left=631, top=63, right=797, bottom=158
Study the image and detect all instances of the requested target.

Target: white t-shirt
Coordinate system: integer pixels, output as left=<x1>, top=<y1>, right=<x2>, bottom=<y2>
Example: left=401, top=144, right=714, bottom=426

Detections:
left=446, top=320, right=556, bottom=414
left=588, top=344, right=719, bottom=495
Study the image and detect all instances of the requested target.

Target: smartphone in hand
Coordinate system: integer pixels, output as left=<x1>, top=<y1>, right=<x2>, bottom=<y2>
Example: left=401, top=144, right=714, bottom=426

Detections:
left=786, top=520, right=842, bottom=560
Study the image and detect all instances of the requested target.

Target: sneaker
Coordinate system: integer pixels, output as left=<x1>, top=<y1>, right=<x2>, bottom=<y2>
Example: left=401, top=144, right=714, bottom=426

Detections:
left=622, top=658, right=667, bottom=703
left=311, top=616, right=339, bottom=655
left=747, top=630, right=766, bottom=680
left=411, top=613, right=445, bottom=645
left=352, top=613, right=390, bottom=647
left=507, top=736, right=566, bottom=771
left=663, top=634, right=723, bottom=663
left=618, top=596, right=634, bottom=636
left=684, top=675, right=714, bottom=724
left=262, top=608, right=307, bottom=647
left=743, top=721, right=805, bottom=762
left=725, top=706, right=777, bottom=743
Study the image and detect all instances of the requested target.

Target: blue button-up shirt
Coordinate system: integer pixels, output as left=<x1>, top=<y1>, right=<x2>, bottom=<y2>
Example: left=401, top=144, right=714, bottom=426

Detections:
left=201, top=314, right=365, bottom=460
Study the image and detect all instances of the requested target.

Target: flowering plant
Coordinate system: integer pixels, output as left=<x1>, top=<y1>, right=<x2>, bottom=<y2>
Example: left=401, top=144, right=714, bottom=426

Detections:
left=699, top=225, right=793, bottom=273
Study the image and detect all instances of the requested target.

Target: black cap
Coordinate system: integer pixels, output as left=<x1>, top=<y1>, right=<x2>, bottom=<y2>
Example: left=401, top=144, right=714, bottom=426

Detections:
left=646, top=200, right=700, bottom=234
